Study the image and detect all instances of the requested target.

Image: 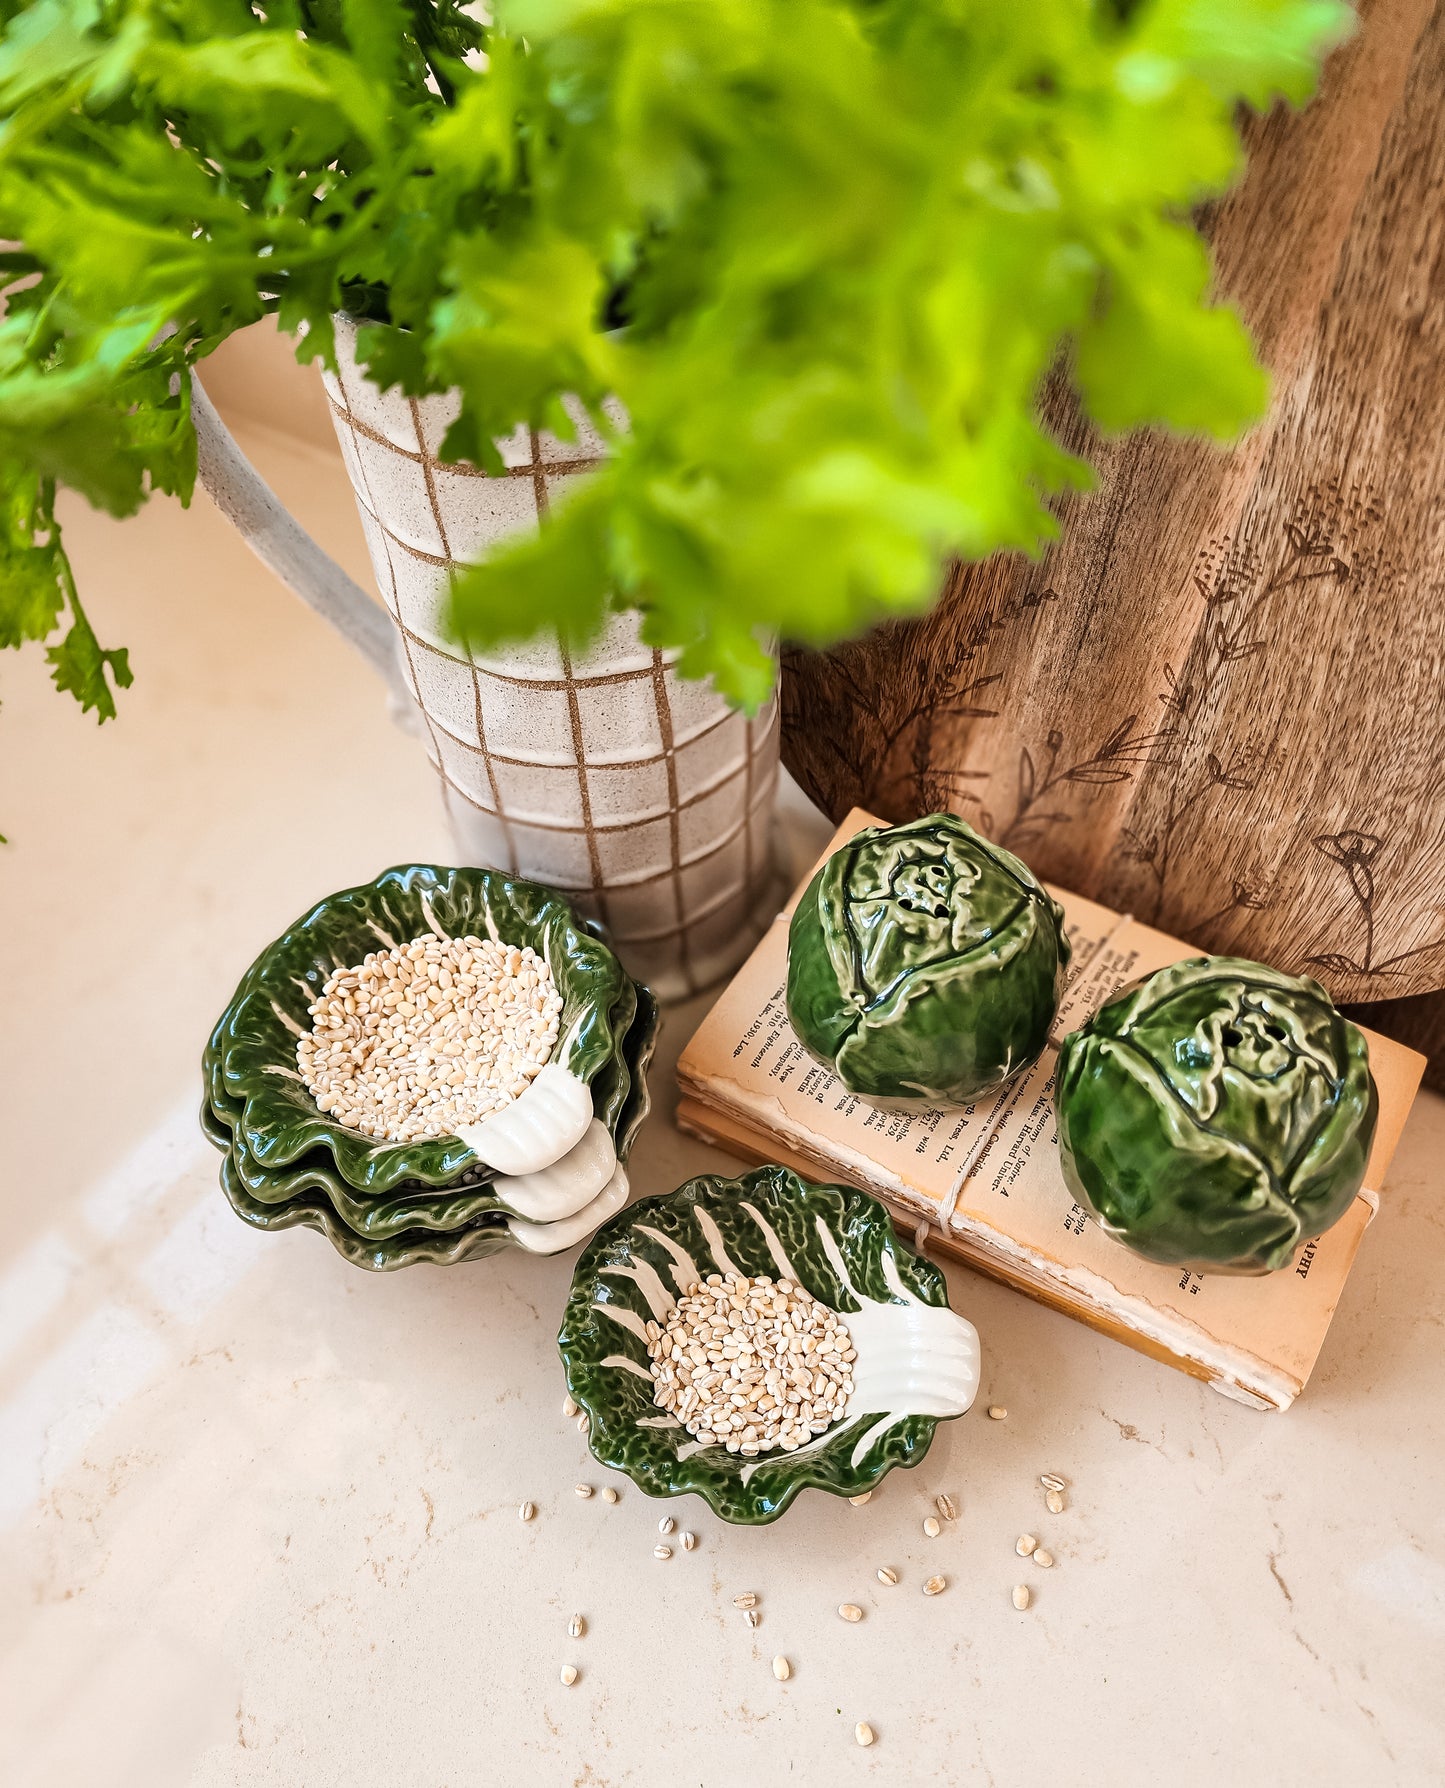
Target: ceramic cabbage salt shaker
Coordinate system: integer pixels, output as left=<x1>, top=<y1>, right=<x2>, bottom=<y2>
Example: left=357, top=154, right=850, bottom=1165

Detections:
left=1055, top=956, right=1377, bottom=1273
left=786, top=814, right=1071, bottom=1106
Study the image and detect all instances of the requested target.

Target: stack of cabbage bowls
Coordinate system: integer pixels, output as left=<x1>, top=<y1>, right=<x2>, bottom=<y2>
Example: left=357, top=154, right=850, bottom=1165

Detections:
left=202, top=866, right=657, bottom=1269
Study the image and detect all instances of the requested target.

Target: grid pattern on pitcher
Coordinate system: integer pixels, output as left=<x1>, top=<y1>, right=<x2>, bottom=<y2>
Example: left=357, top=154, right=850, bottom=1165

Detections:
left=324, top=334, right=775, bottom=986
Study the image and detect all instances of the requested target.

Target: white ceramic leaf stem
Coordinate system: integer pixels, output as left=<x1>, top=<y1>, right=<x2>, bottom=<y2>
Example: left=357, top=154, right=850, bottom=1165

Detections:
left=492, top=1119, right=617, bottom=1222
left=509, top=1165, right=630, bottom=1255
left=595, top=1199, right=981, bottom=1476
left=456, top=1064, right=593, bottom=1176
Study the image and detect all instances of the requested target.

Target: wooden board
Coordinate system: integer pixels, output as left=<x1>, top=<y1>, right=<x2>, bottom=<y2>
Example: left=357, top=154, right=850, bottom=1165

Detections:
left=781, top=0, right=1445, bottom=1048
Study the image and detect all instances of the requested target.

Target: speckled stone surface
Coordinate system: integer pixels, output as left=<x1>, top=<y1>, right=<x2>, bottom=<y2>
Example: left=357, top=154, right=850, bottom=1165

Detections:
left=1, top=408, right=1443, bottom=1788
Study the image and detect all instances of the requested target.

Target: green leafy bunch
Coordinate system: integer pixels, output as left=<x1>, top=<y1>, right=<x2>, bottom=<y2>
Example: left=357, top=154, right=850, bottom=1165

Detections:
left=0, top=0, right=1350, bottom=731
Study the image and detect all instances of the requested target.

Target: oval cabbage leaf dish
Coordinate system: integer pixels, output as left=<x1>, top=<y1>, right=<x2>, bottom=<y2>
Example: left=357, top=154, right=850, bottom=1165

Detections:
left=1056, top=956, right=1378, bottom=1274
left=786, top=813, right=1071, bottom=1106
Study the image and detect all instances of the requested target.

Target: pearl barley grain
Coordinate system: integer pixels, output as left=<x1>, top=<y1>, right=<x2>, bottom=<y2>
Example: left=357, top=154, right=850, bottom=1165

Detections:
left=646, top=1272, right=855, bottom=1456
left=296, top=934, right=562, bottom=1142
left=772, top=1656, right=791, bottom=1681
left=1012, top=1584, right=1031, bottom=1611
left=923, top=1516, right=941, bottom=1538
left=839, top=1603, right=864, bottom=1623
left=560, top=1665, right=579, bottom=1686
left=855, top=1723, right=876, bottom=1748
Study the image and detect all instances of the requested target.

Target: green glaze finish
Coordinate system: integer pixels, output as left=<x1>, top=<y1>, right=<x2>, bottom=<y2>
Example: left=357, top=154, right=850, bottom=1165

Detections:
left=203, top=987, right=659, bottom=1269
left=212, top=1121, right=515, bottom=1270
left=559, top=1166, right=957, bottom=1524
left=786, top=814, right=1070, bottom=1106
left=209, top=865, right=635, bottom=1192
left=1056, top=956, right=1378, bottom=1274
left=607, top=985, right=660, bottom=1171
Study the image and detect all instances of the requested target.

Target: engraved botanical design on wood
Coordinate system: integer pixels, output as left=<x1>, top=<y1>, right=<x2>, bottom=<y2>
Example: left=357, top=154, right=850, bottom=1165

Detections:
left=780, top=586, right=1062, bottom=820
left=782, top=0, right=1445, bottom=1043
left=780, top=584, right=1184, bottom=852
left=1196, top=876, right=1273, bottom=933
left=933, top=714, right=1178, bottom=854
left=1307, top=831, right=1445, bottom=982
left=1121, top=495, right=1365, bottom=923
left=998, top=718, right=1177, bottom=854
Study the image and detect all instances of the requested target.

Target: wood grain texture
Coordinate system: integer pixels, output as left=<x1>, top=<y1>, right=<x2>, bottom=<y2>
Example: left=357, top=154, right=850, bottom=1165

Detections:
left=782, top=0, right=1445, bottom=1027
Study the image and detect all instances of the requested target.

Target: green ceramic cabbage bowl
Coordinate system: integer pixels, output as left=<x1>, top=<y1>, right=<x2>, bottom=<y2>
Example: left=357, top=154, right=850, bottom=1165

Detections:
left=559, top=1166, right=981, bottom=1523
left=204, top=986, right=654, bottom=1236
left=208, top=865, right=636, bottom=1193
left=204, top=987, right=658, bottom=1270
left=202, top=1101, right=513, bottom=1269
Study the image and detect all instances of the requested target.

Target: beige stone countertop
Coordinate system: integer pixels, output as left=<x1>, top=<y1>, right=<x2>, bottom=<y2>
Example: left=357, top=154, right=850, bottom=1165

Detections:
left=1, top=394, right=1443, bottom=1788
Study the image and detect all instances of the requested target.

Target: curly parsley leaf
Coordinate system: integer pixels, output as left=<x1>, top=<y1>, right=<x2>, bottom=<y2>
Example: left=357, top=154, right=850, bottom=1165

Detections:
left=0, top=0, right=1352, bottom=743
left=46, top=582, right=133, bottom=720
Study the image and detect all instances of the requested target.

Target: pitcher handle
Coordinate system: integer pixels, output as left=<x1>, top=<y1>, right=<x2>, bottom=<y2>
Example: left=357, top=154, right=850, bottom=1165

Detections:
left=190, top=371, right=413, bottom=718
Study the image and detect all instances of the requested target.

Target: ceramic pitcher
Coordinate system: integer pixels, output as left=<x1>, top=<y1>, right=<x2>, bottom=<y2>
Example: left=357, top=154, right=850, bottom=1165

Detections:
left=192, top=317, right=782, bottom=1000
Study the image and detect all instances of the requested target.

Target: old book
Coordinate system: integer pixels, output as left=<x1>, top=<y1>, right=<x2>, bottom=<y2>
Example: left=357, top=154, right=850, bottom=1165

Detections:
left=676, top=810, right=1425, bottom=1410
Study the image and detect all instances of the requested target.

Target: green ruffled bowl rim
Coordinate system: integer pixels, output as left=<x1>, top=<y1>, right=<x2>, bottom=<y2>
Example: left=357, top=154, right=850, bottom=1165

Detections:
left=204, top=987, right=659, bottom=1270
left=559, top=1166, right=956, bottom=1524
left=208, top=865, right=636, bottom=1194
left=203, top=985, right=653, bottom=1236
left=203, top=1101, right=512, bottom=1270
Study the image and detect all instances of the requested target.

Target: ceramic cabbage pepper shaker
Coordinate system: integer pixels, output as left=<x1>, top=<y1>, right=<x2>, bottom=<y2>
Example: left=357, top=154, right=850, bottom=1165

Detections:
left=1055, top=955, right=1378, bottom=1273
left=786, top=814, right=1071, bottom=1106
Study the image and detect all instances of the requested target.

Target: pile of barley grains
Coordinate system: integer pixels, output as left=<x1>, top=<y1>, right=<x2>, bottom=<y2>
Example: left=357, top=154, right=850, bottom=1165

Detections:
left=645, top=1272, right=856, bottom=1455
left=296, top=934, right=563, bottom=1142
